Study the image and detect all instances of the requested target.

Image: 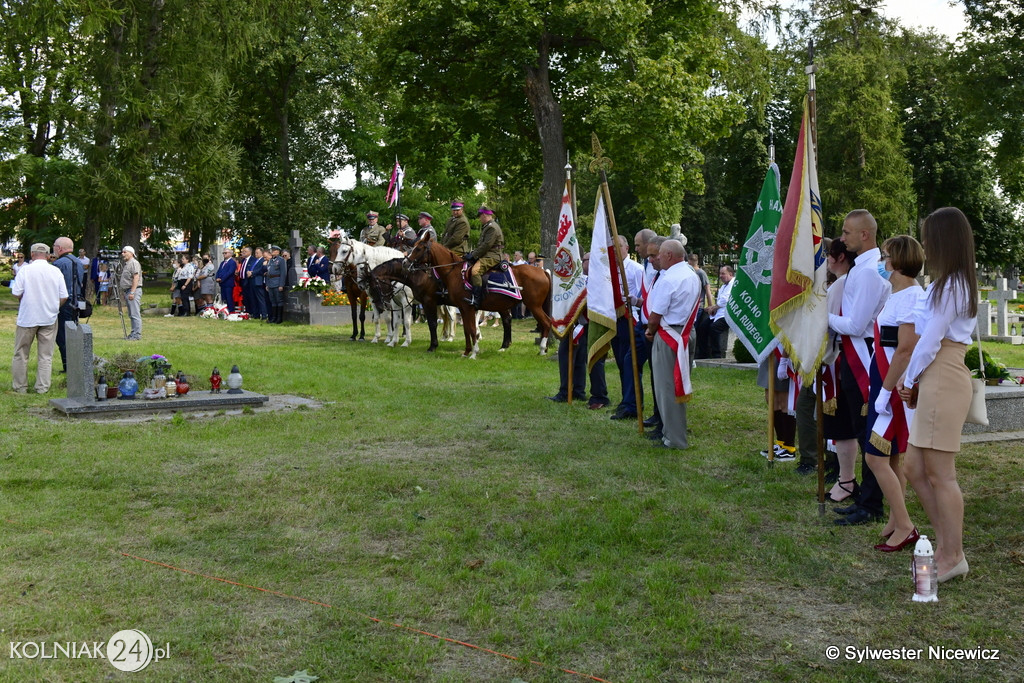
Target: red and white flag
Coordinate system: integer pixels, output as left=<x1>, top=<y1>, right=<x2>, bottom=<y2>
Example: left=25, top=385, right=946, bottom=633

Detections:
left=769, top=96, right=828, bottom=382
left=586, top=190, right=624, bottom=370
left=385, top=159, right=404, bottom=208
left=550, top=180, right=587, bottom=338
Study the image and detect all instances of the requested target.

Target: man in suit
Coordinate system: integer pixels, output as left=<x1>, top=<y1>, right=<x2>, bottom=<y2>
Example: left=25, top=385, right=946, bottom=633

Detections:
left=305, top=246, right=317, bottom=276
left=314, top=246, right=332, bottom=281
left=238, top=246, right=257, bottom=316
left=251, top=247, right=269, bottom=320
left=216, top=248, right=238, bottom=312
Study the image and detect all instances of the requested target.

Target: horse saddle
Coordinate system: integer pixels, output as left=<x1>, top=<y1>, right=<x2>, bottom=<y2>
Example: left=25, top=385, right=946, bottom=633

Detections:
left=461, top=261, right=522, bottom=301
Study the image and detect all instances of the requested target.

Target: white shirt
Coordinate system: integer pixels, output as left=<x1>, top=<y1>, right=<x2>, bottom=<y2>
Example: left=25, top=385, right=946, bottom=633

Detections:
left=712, top=278, right=734, bottom=322
left=12, top=258, right=68, bottom=327
left=903, top=280, right=976, bottom=388
left=828, top=247, right=891, bottom=340
left=649, top=261, right=701, bottom=326
left=877, top=285, right=922, bottom=328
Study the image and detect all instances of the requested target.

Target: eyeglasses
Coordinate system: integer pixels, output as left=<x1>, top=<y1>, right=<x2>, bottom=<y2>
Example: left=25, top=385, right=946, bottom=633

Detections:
left=881, top=253, right=890, bottom=259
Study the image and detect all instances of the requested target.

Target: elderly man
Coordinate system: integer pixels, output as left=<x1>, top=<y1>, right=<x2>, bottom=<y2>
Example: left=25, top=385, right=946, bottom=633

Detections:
left=52, top=236, right=85, bottom=372
left=699, top=264, right=736, bottom=358
left=442, top=201, right=471, bottom=256
left=11, top=243, right=67, bottom=393
left=609, top=234, right=647, bottom=421
left=215, top=247, right=237, bottom=313
left=360, top=211, right=386, bottom=246
left=644, top=239, right=701, bottom=449
left=120, top=246, right=143, bottom=340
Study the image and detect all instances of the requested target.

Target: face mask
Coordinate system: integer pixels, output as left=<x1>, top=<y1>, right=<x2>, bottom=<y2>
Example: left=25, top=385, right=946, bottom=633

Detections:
left=877, top=262, right=891, bottom=280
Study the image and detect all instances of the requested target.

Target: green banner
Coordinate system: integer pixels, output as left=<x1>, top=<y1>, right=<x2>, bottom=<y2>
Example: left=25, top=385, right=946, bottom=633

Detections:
left=725, top=163, right=782, bottom=364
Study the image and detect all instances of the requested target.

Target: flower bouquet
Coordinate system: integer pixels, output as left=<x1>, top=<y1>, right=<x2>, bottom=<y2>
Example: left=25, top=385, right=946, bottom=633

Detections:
left=297, top=276, right=330, bottom=295
left=320, top=290, right=350, bottom=306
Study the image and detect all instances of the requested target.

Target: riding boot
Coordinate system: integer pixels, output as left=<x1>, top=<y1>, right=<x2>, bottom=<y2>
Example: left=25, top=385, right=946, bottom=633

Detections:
left=275, top=305, right=285, bottom=323
left=470, top=284, right=484, bottom=307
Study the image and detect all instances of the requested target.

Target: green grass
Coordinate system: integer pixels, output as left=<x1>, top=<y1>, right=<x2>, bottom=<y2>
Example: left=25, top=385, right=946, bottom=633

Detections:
left=1, top=292, right=1022, bottom=682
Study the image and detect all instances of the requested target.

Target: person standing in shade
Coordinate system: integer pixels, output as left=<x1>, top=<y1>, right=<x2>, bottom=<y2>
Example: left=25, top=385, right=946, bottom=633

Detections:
left=120, top=246, right=143, bottom=340
left=610, top=235, right=646, bottom=421
left=250, top=248, right=269, bottom=320
left=11, top=243, right=67, bottom=394
left=266, top=245, right=286, bottom=324
left=216, top=248, right=237, bottom=312
left=238, top=246, right=257, bottom=316
left=442, top=201, right=471, bottom=256
left=644, top=239, right=701, bottom=449
left=52, top=237, right=84, bottom=372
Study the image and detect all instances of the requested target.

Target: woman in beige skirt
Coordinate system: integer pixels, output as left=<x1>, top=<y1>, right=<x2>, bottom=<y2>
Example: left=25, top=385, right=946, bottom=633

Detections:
left=898, top=207, right=978, bottom=584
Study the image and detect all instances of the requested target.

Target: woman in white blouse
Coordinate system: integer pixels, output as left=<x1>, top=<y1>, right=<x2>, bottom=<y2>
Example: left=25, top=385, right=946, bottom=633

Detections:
left=898, top=208, right=978, bottom=583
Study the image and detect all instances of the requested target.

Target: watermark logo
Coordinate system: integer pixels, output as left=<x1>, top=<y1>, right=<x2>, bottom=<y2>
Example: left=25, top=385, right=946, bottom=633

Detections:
left=106, top=630, right=156, bottom=672
left=9, top=629, right=169, bottom=672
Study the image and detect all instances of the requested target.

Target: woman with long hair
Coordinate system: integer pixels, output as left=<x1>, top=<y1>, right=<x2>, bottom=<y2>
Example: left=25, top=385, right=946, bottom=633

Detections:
left=865, top=235, right=924, bottom=552
left=898, top=207, right=978, bottom=582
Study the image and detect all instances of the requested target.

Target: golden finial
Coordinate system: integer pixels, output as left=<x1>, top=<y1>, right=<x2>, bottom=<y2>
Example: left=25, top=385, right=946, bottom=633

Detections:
left=589, top=133, right=613, bottom=174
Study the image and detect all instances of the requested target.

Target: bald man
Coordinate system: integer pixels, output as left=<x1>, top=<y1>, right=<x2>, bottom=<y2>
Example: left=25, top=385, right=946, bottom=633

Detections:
left=51, top=236, right=83, bottom=372
left=644, top=239, right=701, bottom=449
left=829, top=209, right=891, bottom=526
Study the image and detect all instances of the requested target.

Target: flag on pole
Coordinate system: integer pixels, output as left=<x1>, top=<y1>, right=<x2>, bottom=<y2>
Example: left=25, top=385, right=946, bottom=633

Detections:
left=726, top=163, right=783, bottom=365
left=587, top=190, right=624, bottom=370
left=550, top=181, right=587, bottom=338
left=385, top=159, right=404, bottom=208
left=769, top=95, right=828, bottom=382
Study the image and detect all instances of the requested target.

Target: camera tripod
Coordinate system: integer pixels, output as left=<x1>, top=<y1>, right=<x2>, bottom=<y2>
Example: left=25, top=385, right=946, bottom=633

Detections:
left=107, top=261, right=130, bottom=340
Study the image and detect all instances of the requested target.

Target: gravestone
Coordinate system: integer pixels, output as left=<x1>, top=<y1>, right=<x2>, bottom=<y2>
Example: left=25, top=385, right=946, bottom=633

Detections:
left=981, top=279, right=1022, bottom=344
left=65, top=322, right=95, bottom=401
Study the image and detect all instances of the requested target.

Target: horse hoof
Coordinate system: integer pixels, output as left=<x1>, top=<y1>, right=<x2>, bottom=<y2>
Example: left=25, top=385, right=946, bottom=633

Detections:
left=402, top=341, right=411, bottom=347
left=498, top=348, right=507, bottom=353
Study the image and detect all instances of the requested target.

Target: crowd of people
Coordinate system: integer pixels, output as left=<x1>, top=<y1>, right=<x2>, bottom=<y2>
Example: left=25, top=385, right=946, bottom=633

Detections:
left=547, top=207, right=978, bottom=585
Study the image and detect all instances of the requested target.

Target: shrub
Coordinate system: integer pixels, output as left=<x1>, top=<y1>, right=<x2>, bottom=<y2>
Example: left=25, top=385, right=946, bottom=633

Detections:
left=732, top=338, right=755, bottom=363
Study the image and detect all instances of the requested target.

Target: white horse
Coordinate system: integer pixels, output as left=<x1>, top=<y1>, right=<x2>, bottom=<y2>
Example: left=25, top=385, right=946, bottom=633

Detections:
left=332, top=237, right=414, bottom=347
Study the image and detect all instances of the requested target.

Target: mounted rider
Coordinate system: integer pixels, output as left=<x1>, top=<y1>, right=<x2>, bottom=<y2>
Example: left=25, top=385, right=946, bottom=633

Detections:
left=416, top=212, right=437, bottom=241
left=387, top=213, right=417, bottom=251
left=442, top=201, right=471, bottom=256
left=464, top=206, right=504, bottom=307
left=360, top=211, right=386, bottom=246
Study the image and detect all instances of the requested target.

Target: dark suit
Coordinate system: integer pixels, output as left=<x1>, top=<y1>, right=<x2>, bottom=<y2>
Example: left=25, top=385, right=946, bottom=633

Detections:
left=238, top=255, right=257, bottom=315
left=216, top=257, right=237, bottom=312
left=251, top=258, right=268, bottom=319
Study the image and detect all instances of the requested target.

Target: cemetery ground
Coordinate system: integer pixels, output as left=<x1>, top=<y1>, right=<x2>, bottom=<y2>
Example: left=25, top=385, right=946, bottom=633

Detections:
left=1, top=293, right=1023, bottom=682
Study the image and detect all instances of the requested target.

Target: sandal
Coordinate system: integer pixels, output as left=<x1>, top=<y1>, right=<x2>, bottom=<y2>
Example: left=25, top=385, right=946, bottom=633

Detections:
left=827, top=479, right=857, bottom=503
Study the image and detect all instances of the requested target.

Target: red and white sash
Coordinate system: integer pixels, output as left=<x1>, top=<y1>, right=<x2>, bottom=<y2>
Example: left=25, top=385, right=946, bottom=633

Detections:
left=868, top=321, right=911, bottom=455
left=840, top=325, right=873, bottom=407
left=656, top=297, right=700, bottom=402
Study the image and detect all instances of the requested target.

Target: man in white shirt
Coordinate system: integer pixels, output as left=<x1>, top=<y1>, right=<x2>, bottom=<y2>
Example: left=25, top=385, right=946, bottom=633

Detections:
left=829, top=209, right=891, bottom=526
left=644, top=239, right=701, bottom=449
left=702, top=265, right=735, bottom=358
left=11, top=243, right=68, bottom=394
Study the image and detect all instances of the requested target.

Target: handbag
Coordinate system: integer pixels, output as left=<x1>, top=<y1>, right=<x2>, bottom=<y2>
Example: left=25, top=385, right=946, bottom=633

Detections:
left=965, top=327, right=989, bottom=426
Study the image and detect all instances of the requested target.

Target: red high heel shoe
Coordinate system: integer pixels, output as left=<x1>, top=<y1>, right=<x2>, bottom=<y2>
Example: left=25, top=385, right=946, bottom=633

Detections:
left=874, top=527, right=919, bottom=552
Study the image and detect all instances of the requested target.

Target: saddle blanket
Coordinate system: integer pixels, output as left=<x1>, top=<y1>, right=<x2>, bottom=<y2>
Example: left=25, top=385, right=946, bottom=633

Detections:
left=461, top=261, right=522, bottom=301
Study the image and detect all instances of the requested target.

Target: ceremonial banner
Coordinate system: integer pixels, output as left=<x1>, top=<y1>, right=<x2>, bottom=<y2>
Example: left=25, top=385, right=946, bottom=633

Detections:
left=385, top=159, right=404, bottom=208
left=726, top=163, right=783, bottom=364
left=551, top=181, right=587, bottom=338
left=587, top=191, right=624, bottom=371
left=769, top=96, right=829, bottom=382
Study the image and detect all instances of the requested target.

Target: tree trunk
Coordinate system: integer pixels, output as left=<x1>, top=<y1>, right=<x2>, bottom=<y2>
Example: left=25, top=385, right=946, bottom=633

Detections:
left=84, top=13, right=124, bottom=257
left=523, top=33, right=565, bottom=262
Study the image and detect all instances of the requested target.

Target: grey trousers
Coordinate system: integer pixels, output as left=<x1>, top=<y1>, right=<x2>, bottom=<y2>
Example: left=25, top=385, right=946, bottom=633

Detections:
left=652, top=330, right=689, bottom=449
left=126, top=289, right=143, bottom=338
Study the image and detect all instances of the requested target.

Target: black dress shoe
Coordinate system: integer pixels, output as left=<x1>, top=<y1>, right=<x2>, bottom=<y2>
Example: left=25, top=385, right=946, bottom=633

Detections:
left=795, top=463, right=816, bottom=476
left=643, top=416, right=660, bottom=428
left=833, top=503, right=860, bottom=515
left=834, top=508, right=882, bottom=526
left=646, top=430, right=664, bottom=441
left=572, top=394, right=586, bottom=402
left=546, top=395, right=567, bottom=402
left=610, top=410, right=637, bottom=420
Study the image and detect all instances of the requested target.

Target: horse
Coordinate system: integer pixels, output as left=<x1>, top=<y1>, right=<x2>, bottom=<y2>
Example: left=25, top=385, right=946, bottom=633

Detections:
left=329, top=239, right=370, bottom=341
left=332, top=236, right=414, bottom=346
left=406, top=233, right=551, bottom=359
left=368, top=258, right=463, bottom=352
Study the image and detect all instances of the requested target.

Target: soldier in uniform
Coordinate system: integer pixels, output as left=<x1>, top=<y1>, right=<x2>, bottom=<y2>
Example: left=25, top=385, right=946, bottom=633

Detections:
left=265, top=245, right=286, bottom=324
left=359, top=211, right=386, bottom=246
left=416, top=212, right=437, bottom=241
left=386, top=214, right=416, bottom=249
left=465, top=206, right=504, bottom=306
left=442, top=201, right=471, bottom=256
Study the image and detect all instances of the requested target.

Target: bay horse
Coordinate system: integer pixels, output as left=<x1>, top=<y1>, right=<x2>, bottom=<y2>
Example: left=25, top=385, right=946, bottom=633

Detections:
left=368, top=258, right=463, bottom=352
left=406, top=233, right=551, bottom=359
left=332, top=236, right=414, bottom=346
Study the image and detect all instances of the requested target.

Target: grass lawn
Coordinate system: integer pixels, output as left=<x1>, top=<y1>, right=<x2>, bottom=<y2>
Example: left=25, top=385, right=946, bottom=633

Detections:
left=1, top=290, right=1022, bottom=682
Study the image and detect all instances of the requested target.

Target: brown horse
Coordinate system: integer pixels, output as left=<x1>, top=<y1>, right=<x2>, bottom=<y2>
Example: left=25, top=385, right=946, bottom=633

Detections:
left=329, top=238, right=369, bottom=341
left=407, top=234, right=551, bottom=358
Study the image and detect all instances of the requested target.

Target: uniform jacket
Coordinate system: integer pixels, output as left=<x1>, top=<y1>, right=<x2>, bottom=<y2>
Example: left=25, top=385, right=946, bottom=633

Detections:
left=471, top=220, right=504, bottom=262
left=442, top=214, right=471, bottom=255
left=266, top=255, right=286, bottom=288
